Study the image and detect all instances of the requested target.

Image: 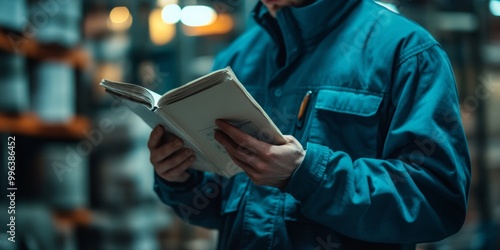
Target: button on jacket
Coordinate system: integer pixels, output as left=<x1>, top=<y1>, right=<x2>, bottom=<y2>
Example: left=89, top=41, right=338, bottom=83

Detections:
left=154, top=0, right=471, bottom=249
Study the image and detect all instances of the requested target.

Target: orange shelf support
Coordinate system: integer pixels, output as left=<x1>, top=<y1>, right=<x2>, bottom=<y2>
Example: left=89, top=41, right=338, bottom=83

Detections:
left=0, top=29, right=90, bottom=69
left=0, top=113, right=91, bottom=139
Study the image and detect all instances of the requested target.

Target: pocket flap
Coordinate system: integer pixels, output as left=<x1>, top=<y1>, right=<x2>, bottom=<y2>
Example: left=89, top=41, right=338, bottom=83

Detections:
left=315, top=89, right=383, bottom=117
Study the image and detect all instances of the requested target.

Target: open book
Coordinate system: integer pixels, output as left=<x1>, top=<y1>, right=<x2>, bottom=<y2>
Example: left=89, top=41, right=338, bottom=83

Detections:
left=100, top=67, right=286, bottom=177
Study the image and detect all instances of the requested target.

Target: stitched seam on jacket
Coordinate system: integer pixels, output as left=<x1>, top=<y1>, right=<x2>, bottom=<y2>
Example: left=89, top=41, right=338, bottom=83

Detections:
left=397, top=43, right=440, bottom=67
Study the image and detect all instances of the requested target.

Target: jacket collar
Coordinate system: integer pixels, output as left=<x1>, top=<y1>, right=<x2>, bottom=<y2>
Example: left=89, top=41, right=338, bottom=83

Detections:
left=252, top=0, right=360, bottom=67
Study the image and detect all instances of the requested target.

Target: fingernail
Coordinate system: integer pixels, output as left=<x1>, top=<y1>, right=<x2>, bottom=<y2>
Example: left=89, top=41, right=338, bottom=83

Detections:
left=176, top=139, right=183, bottom=146
left=185, top=149, right=193, bottom=156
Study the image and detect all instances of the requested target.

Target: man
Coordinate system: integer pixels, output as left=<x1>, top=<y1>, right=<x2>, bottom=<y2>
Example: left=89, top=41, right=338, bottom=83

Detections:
left=149, top=0, right=471, bottom=249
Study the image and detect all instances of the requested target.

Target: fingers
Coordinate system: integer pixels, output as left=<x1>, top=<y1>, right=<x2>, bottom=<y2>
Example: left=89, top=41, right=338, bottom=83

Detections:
left=158, top=154, right=196, bottom=182
left=148, top=125, right=194, bottom=183
left=215, top=132, right=267, bottom=185
left=148, top=126, right=184, bottom=163
left=214, top=129, right=257, bottom=165
left=148, top=126, right=164, bottom=150
left=150, top=137, right=183, bottom=163
left=226, top=152, right=256, bottom=176
left=215, top=120, right=267, bottom=154
left=283, top=135, right=296, bottom=143
left=283, top=135, right=302, bottom=147
left=215, top=134, right=257, bottom=177
left=155, top=148, right=194, bottom=174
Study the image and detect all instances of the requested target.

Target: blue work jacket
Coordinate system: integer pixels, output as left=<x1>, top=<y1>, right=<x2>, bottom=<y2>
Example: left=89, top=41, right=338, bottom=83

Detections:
left=154, top=0, right=471, bottom=249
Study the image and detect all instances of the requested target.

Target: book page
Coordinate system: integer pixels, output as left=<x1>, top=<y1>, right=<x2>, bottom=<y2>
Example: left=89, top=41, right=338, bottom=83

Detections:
left=158, top=68, right=229, bottom=106
left=108, top=93, right=163, bottom=129
left=100, top=79, right=158, bottom=109
left=160, top=76, right=285, bottom=177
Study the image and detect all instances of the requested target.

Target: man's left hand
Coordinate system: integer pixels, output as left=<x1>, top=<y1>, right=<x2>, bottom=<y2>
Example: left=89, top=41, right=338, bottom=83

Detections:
left=214, top=120, right=305, bottom=189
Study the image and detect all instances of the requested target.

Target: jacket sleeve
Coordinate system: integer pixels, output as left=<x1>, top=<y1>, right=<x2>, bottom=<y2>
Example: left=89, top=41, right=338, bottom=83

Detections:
left=283, top=45, right=471, bottom=243
left=154, top=170, right=226, bottom=229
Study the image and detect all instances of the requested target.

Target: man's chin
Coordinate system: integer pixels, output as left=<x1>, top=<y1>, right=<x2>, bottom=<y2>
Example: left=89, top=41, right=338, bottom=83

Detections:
left=269, top=5, right=282, bottom=17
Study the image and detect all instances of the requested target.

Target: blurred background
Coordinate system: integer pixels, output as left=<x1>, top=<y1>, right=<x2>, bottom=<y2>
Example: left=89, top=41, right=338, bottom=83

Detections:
left=0, top=0, right=498, bottom=249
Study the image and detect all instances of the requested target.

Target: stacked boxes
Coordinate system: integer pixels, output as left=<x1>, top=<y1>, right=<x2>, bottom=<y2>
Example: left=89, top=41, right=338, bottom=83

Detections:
left=0, top=0, right=27, bottom=32
left=0, top=51, right=30, bottom=114
left=33, top=61, right=76, bottom=122
left=42, top=143, right=88, bottom=210
left=28, top=0, right=82, bottom=47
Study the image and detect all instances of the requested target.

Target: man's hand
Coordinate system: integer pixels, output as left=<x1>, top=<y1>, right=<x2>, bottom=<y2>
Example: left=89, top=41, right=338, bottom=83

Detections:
left=148, top=126, right=196, bottom=183
left=214, top=120, right=305, bottom=189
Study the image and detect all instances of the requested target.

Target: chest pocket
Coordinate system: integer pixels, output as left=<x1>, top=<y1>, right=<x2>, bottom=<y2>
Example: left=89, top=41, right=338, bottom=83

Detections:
left=308, top=89, right=383, bottom=159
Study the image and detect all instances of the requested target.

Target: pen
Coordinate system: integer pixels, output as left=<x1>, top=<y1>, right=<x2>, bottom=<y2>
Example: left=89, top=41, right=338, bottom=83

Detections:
left=297, top=90, right=312, bottom=121
left=296, top=90, right=312, bottom=129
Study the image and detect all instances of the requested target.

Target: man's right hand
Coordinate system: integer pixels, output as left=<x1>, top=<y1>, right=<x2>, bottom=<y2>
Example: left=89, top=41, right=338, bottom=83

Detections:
left=148, top=125, right=196, bottom=183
